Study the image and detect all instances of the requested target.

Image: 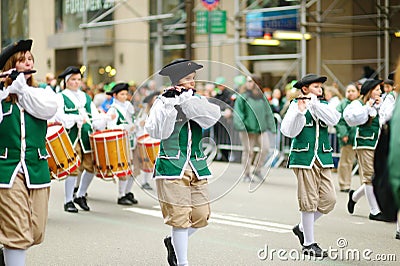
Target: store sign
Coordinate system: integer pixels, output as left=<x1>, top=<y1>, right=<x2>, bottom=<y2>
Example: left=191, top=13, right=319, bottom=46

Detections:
left=64, top=0, right=115, bottom=15
left=246, top=9, right=298, bottom=37
left=196, top=10, right=227, bottom=34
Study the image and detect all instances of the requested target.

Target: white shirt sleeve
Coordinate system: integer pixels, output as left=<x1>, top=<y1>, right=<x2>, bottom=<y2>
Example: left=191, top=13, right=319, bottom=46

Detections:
left=343, top=100, right=370, bottom=127
left=90, top=102, right=107, bottom=131
left=180, top=96, right=221, bottom=129
left=379, top=93, right=396, bottom=126
left=18, top=86, right=58, bottom=120
left=144, top=97, right=178, bottom=140
left=52, top=93, right=81, bottom=129
left=280, top=101, right=307, bottom=138
left=308, top=98, right=341, bottom=126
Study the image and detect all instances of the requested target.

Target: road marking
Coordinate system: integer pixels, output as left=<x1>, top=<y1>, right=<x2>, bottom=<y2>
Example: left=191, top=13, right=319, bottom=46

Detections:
left=124, top=207, right=292, bottom=233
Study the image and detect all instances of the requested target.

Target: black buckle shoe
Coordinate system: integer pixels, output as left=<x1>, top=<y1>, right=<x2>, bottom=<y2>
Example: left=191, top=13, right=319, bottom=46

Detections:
left=118, top=196, right=133, bottom=206
left=0, top=247, right=5, bottom=266
left=369, top=212, right=392, bottom=222
left=347, top=190, right=356, bottom=214
left=302, top=243, right=327, bottom=258
left=141, top=182, right=153, bottom=190
left=292, top=224, right=304, bottom=246
left=74, top=196, right=90, bottom=211
left=64, top=201, right=78, bottom=213
left=125, top=192, right=138, bottom=204
left=396, top=231, right=400, bottom=240
left=163, top=236, right=177, bottom=266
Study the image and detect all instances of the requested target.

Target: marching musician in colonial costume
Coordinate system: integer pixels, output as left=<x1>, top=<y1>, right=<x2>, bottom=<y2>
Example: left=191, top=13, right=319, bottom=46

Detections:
left=0, top=39, right=58, bottom=265
left=343, top=78, right=391, bottom=222
left=106, top=82, right=138, bottom=205
left=281, top=74, right=340, bottom=258
left=54, top=66, right=107, bottom=212
left=145, top=59, right=221, bottom=266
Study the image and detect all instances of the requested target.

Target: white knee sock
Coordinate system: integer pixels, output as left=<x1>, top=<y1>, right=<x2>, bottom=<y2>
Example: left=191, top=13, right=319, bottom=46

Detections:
left=301, top=212, right=315, bottom=246
left=3, top=248, right=26, bottom=266
left=118, top=180, right=128, bottom=198
left=365, top=184, right=381, bottom=215
left=65, top=175, right=77, bottom=203
left=77, top=170, right=94, bottom=198
left=142, top=171, right=152, bottom=184
left=352, top=184, right=366, bottom=202
left=396, top=219, right=400, bottom=232
left=125, top=176, right=134, bottom=194
left=188, top=227, right=197, bottom=237
left=299, top=211, right=322, bottom=232
left=172, top=227, right=189, bottom=266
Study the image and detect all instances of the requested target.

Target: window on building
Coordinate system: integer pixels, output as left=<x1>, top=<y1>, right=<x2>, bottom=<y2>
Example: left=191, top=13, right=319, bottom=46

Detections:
left=1, top=0, right=29, bottom=48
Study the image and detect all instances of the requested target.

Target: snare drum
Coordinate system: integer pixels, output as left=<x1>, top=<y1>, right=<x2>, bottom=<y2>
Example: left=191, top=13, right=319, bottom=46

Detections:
left=137, top=134, right=160, bottom=173
left=46, top=124, right=80, bottom=180
left=90, top=129, right=132, bottom=180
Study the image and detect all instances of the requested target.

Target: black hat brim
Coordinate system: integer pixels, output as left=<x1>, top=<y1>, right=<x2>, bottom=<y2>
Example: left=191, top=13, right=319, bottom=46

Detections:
left=360, top=79, right=382, bottom=95
left=293, top=74, right=327, bottom=89
left=159, top=59, right=203, bottom=85
left=106, top=83, right=129, bottom=95
left=0, top=39, right=32, bottom=70
left=58, top=66, right=82, bottom=79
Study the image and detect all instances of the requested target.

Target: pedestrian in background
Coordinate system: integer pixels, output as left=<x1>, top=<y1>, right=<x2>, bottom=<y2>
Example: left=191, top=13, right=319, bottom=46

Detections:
left=233, top=74, right=276, bottom=182
left=281, top=74, right=340, bottom=257
left=335, top=83, right=360, bottom=192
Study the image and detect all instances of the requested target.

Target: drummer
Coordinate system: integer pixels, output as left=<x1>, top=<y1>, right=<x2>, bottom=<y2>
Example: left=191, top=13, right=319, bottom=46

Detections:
left=53, top=66, right=107, bottom=212
left=106, top=82, right=139, bottom=205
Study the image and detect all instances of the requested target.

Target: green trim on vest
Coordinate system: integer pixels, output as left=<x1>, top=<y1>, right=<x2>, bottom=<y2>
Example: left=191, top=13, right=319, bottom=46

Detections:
left=0, top=102, right=51, bottom=186
left=354, top=101, right=380, bottom=149
left=62, top=92, right=93, bottom=151
left=155, top=118, right=211, bottom=178
left=288, top=100, right=333, bottom=168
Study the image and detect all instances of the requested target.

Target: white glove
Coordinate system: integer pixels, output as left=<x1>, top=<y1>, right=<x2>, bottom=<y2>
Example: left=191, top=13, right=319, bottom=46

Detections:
left=7, top=73, right=27, bottom=95
left=75, top=115, right=84, bottom=128
left=178, top=89, right=193, bottom=105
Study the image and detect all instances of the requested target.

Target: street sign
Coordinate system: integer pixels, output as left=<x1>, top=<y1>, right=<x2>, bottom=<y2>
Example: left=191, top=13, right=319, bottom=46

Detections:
left=201, top=0, right=220, bottom=11
left=196, top=10, right=227, bottom=34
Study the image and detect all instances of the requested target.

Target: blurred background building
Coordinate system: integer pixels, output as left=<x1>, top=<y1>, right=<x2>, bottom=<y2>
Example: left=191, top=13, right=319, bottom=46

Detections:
left=1, top=0, right=399, bottom=91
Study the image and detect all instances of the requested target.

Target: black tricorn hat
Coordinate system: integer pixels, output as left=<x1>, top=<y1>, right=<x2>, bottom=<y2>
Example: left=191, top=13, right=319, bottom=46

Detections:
left=293, top=74, right=327, bottom=89
left=106, top=82, right=129, bottom=95
left=58, top=66, right=81, bottom=80
left=360, top=79, right=382, bottom=95
left=143, top=91, right=160, bottom=104
left=0, top=39, right=33, bottom=70
left=388, top=71, right=395, bottom=81
left=159, top=59, right=203, bottom=85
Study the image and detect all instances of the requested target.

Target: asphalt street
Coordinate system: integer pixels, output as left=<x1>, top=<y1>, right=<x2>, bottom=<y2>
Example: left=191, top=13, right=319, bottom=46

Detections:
left=26, top=161, right=399, bottom=265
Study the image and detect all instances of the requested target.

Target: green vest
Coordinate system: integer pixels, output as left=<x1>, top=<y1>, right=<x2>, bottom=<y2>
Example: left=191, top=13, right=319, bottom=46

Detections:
left=288, top=101, right=333, bottom=168
left=154, top=112, right=211, bottom=179
left=62, top=92, right=93, bottom=152
left=112, top=106, right=135, bottom=148
left=353, top=100, right=380, bottom=149
left=0, top=102, right=51, bottom=187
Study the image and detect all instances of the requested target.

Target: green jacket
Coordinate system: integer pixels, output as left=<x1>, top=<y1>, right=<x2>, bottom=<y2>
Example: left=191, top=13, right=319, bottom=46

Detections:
left=154, top=116, right=211, bottom=179
left=62, top=92, right=93, bottom=152
left=233, top=91, right=276, bottom=134
left=288, top=100, right=333, bottom=168
left=0, top=102, right=51, bottom=188
left=388, top=99, right=400, bottom=208
left=335, top=98, right=357, bottom=148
